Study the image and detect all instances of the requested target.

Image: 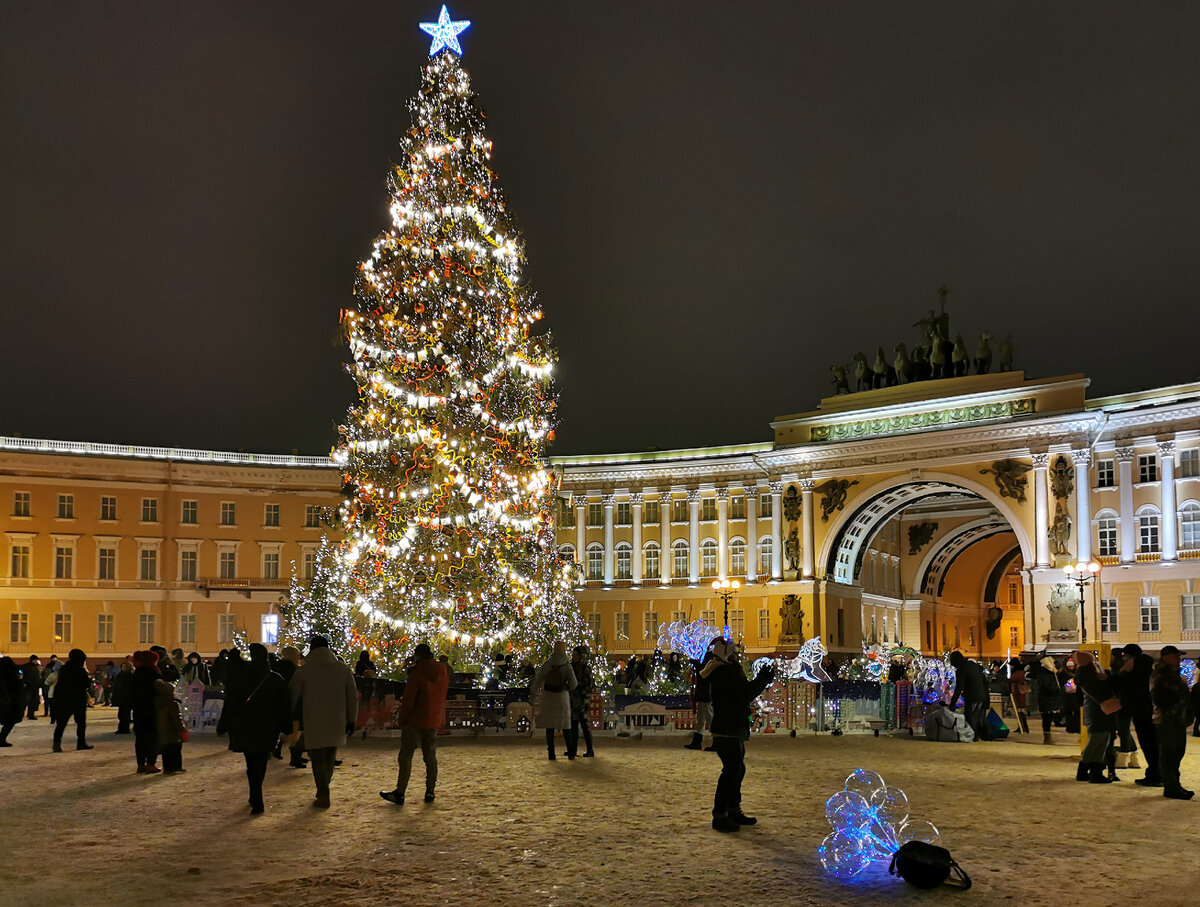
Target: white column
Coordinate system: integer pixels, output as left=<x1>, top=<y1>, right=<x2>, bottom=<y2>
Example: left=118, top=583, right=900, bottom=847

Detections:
left=630, top=492, right=643, bottom=586
left=800, top=477, right=815, bottom=579
left=602, top=493, right=615, bottom=586
left=769, top=480, right=784, bottom=580
left=716, top=487, right=730, bottom=581
left=574, top=498, right=586, bottom=583
left=1071, top=448, right=1092, bottom=563
left=1117, top=446, right=1136, bottom=563
left=1160, top=440, right=1178, bottom=561
left=744, top=487, right=758, bottom=582
left=659, top=491, right=673, bottom=586
left=687, top=489, right=701, bottom=585
left=1032, top=453, right=1050, bottom=567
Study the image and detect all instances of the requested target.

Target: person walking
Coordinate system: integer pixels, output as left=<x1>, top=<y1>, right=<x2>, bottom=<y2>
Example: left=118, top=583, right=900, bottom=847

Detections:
left=706, top=638, right=775, bottom=833
left=530, top=641, right=577, bottom=761
left=948, top=651, right=989, bottom=741
left=1117, top=644, right=1161, bottom=788
left=51, top=649, right=93, bottom=753
left=380, top=643, right=450, bottom=805
left=222, top=644, right=292, bottom=813
left=1073, top=650, right=1118, bottom=784
left=112, top=660, right=134, bottom=734
left=0, top=656, right=25, bottom=746
left=131, top=651, right=162, bottom=774
left=156, top=669, right=187, bottom=775
left=273, top=646, right=307, bottom=766
left=40, top=655, right=60, bottom=716
left=21, top=656, right=42, bottom=720
left=1033, top=656, right=1065, bottom=744
left=565, top=645, right=595, bottom=759
left=1108, top=651, right=1141, bottom=775
left=1151, top=645, right=1193, bottom=800
left=288, top=635, right=357, bottom=809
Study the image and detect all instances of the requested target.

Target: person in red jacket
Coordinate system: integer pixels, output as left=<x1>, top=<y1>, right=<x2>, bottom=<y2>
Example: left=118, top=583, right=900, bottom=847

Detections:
left=380, top=643, right=450, bottom=806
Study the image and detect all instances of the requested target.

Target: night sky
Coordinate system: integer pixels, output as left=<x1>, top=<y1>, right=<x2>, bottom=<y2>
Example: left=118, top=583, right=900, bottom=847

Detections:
left=3, top=2, right=1199, bottom=457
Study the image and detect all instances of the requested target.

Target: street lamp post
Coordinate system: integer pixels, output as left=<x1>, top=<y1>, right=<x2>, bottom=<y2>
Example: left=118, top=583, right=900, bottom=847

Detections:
left=1063, top=559, right=1101, bottom=643
left=711, top=578, right=740, bottom=639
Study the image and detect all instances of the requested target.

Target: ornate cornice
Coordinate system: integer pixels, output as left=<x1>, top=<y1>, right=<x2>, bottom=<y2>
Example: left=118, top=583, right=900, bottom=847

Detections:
left=715, top=487, right=730, bottom=501
left=686, top=488, right=702, bottom=504
left=768, top=480, right=784, bottom=496
left=1070, top=448, right=1092, bottom=466
left=628, top=492, right=643, bottom=506
left=1158, top=440, right=1177, bottom=457
left=1115, top=446, right=1135, bottom=462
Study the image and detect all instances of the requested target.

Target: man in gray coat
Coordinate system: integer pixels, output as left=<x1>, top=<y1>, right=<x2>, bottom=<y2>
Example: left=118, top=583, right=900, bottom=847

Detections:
left=288, top=635, right=358, bottom=809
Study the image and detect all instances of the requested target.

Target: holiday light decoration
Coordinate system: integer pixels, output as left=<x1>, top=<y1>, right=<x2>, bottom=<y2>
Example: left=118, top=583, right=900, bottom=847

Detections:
left=782, top=637, right=832, bottom=683
left=819, top=770, right=940, bottom=879
left=282, top=14, right=587, bottom=676
left=657, top=619, right=720, bottom=661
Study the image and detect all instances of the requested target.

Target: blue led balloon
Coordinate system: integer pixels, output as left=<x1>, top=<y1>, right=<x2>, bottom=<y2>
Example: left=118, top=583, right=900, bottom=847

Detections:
left=825, top=790, right=873, bottom=830
left=819, top=770, right=939, bottom=878
left=818, top=830, right=871, bottom=879
left=843, top=769, right=886, bottom=802
left=420, top=5, right=471, bottom=56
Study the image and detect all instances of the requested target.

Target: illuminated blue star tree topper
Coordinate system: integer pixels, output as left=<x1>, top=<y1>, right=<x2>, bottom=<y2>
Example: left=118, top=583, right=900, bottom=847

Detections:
left=420, top=5, right=471, bottom=56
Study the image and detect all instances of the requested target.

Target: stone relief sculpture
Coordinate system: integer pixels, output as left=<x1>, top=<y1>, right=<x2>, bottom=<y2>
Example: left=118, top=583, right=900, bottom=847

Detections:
left=973, top=332, right=993, bottom=375
left=1049, top=501, right=1072, bottom=556
left=830, top=364, right=850, bottom=395
left=782, top=485, right=801, bottom=522
left=979, top=459, right=1033, bottom=502
left=907, top=521, right=939, bottom=556
left=813, top=478, right=859, bottom=522
left=779, top=594, right=803, bottom=639
left=1047, top=584, right=1079, bottom=632
left=1049, top=454, right=1074, bottom=500
left=785, top=528, right=801, bottom=572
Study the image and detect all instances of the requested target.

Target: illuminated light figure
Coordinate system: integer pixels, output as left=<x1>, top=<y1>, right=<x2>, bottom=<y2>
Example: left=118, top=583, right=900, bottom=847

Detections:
left=419, top=5, right=471, bottom=56
left=783, top=637, right=831, bottom=683
left=818, top=770, right=940, bottom=879
left=657, top=619, right=720, bottom=661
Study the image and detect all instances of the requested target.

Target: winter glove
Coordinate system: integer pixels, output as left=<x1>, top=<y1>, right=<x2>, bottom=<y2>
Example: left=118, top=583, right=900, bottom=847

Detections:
left=757, top=665, right=777, bottom=684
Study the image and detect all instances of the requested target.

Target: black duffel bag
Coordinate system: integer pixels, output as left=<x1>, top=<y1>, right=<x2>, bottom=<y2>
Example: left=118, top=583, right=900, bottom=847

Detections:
left=888, top=841, right=972, bottom=890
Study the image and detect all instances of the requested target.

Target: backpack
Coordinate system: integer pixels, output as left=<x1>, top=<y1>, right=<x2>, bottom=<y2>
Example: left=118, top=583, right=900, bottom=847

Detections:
left=889, top=841, right=971, bottom=890
left=924, top=707, right=974, bottom=743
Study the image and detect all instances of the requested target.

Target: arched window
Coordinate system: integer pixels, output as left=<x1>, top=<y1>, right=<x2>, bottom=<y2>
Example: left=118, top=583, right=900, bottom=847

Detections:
left=559, top=544, right=575, bottom=564
left=729, top=538, right=746, bottom=576
left=615, top=542, right=632, bottom=580
left=758, top=537, right=773, bottom=576
left=700, top=539, right=718, bottom=577
left=586, top=542, right=603, bottom=580
left=1181, top=501, right=1200, bottom=551
left=672, top=539, right=690, bottom=579
left=1136, top=505, right=1160, bottom=554
left=1095, top=509, right=1119, bottom=558
left=643, top=541, right=660, bottom=581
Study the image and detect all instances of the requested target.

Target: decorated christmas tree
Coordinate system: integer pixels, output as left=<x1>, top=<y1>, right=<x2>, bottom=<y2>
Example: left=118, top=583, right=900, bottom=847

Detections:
left=285, top=8, right=586, bottom=675
left=278, top=537, right=357, bottom=663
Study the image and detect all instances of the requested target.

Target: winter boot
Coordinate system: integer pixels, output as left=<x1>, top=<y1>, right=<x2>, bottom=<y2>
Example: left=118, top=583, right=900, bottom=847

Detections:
left=712, top=812, right=740, bottom=833
left=1106, top=759, right=1119, bottom=782
left=52, top=740, right=63, bottom=753
left=1088, top=763, right=1113, bottom=784
left=1043, top=733, right=1053, bottom=745
left=1075, top=761, right=1089, bottom=782
left=76, top=741, right=93, bottom=751
left=683, top=732, right=703, bottom=750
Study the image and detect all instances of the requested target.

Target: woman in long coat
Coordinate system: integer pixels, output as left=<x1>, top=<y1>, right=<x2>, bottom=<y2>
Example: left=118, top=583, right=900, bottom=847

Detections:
left=221, top=643, right=292, bottom=814
left=0, top=656, right=24, bottom=746
left=531, top=641, right=577, bottom=761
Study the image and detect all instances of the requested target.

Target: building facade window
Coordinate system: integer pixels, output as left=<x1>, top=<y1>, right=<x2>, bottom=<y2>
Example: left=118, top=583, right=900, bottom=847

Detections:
left=220, top=502, right=236, bottom=526
left=10, top=612, right=28, bottom=644
left=587, top=612, right=602, bottom=643
left=97, top=614, right=114, bottom=645
left=672, top=540, right=689, bottom=579
left=1140, top=596, right=1160, bottom=633
left=615, top=543, right=632, bottom=580
left=1137, top=508, right=1160, bottom=553
left=1181, top=449, right=1199, bottom=479
left=98, top=546, right=116, bottom=580
left=218, top=614, right=236, bottom=646
left=643, top=542, right=660, bottom=581
left=558, top=500, right=575, bottom=527
left=586, top=544, right=603, bottom=581
left=759, top=608, right=770, bottom=639
left=219, top=551, right=237, bottom=579
left=700, top=539, right=717, bottom=577
left=264, top=503, right=280, bottom=527
left=180, top=614, right=196, bottom=646
left=57, top=494, right=75, bottom=519
left=731, top=496, right=746, bottom=520
left=729, top=609, right=745, bottom=641
left=53, top=613, right=72, bottom=644
left=701, top=498, right=717, bottom=521
left=180, top=550, right=198, bottom=583
left=1096, top=512, right=1119, bottom=557
left=1182, top=594, right=1200, bottom=633
left=729, top=539, right=746, bottom=576
left=303, top=550, right=316, bottom=580
left=10, top=544, right=30, bottom=578
left=55, top=546, right=73, bottom=579
left=1138, top=454, right=1158, bottom=484
left=13, top=492, right=31, bottom=517
left=758, top=537, right=773, bottom=576
left=672, top=500, right=688, bottom=523
left=261, top=614, right=280, bottom=645
left=644, top=610, right=658, bottom=640
left=587, top=503, right=603, bottom=527
left=616, top=502, right=631, bottom=525
left=1096, top=459, right=1115, bottom=488
left=304, top=505, right=321, bottom=528
left=100, top=496, right=118, bottom=520
left=141, top=498, right=158, bottom=522
left=263, top=551, right=280, bottom=580
left=615, top=611, right=630, bottom=641
left=1180, top=502, right=1200, bottom=550
left=643, top=500, right=659, bottom=524
left=700, top=609, right=716, bottom=627
left=182, top=500, right=199, bottom=524
left=138, top=614, right=156, bottom=645
left=760, top=494, right=773, bottom=518
left=140, top=549, right=158, bottom=581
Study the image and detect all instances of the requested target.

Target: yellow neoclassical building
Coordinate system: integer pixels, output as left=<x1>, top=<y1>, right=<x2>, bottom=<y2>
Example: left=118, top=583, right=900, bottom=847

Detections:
left=3, top=369, right=1200, bottom=661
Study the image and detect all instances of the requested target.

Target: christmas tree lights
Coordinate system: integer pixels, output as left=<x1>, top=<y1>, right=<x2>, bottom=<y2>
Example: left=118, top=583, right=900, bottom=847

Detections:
left=286, top=12, right=586, bottom=675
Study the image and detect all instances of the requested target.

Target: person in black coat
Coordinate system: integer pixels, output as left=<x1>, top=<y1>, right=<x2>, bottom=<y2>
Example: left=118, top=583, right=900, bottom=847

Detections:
left=220, top=643, right=292, bottom=814
left=0, top=656, right=25, bottom=745
left=152, top=646, right=181, bottom=683
left=1031, top=656, right=1065, bottom=744
left=949, top=651, right=989, bottom=741
left=704, top=638, right=775, bottom=833
left=21, top=656, right=42, bottom=720
left=52, top=649, right=94, bottom=752
left=111, top=660, right=134, bottom=734
left=1116, top=643, right=1161, bottom=786
left=131, top=651, right=163, bottom=773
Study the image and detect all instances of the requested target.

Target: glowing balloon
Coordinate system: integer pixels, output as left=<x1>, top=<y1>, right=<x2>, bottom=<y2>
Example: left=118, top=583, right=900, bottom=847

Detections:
left=818, top=830, right=871, bottom=879
left=843, top=769, right=886, bottom=802
left=868, top=785, right=910, bottom=826
left=825, top=790, right=872, bottom=830
left=864, top=817, right=900, bottom=860
left=897, top=818, right=941, bottom=846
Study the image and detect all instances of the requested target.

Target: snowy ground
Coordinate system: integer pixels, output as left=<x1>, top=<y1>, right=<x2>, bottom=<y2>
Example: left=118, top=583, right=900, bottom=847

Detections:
left=3, top=709, right=1199, bottom=905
